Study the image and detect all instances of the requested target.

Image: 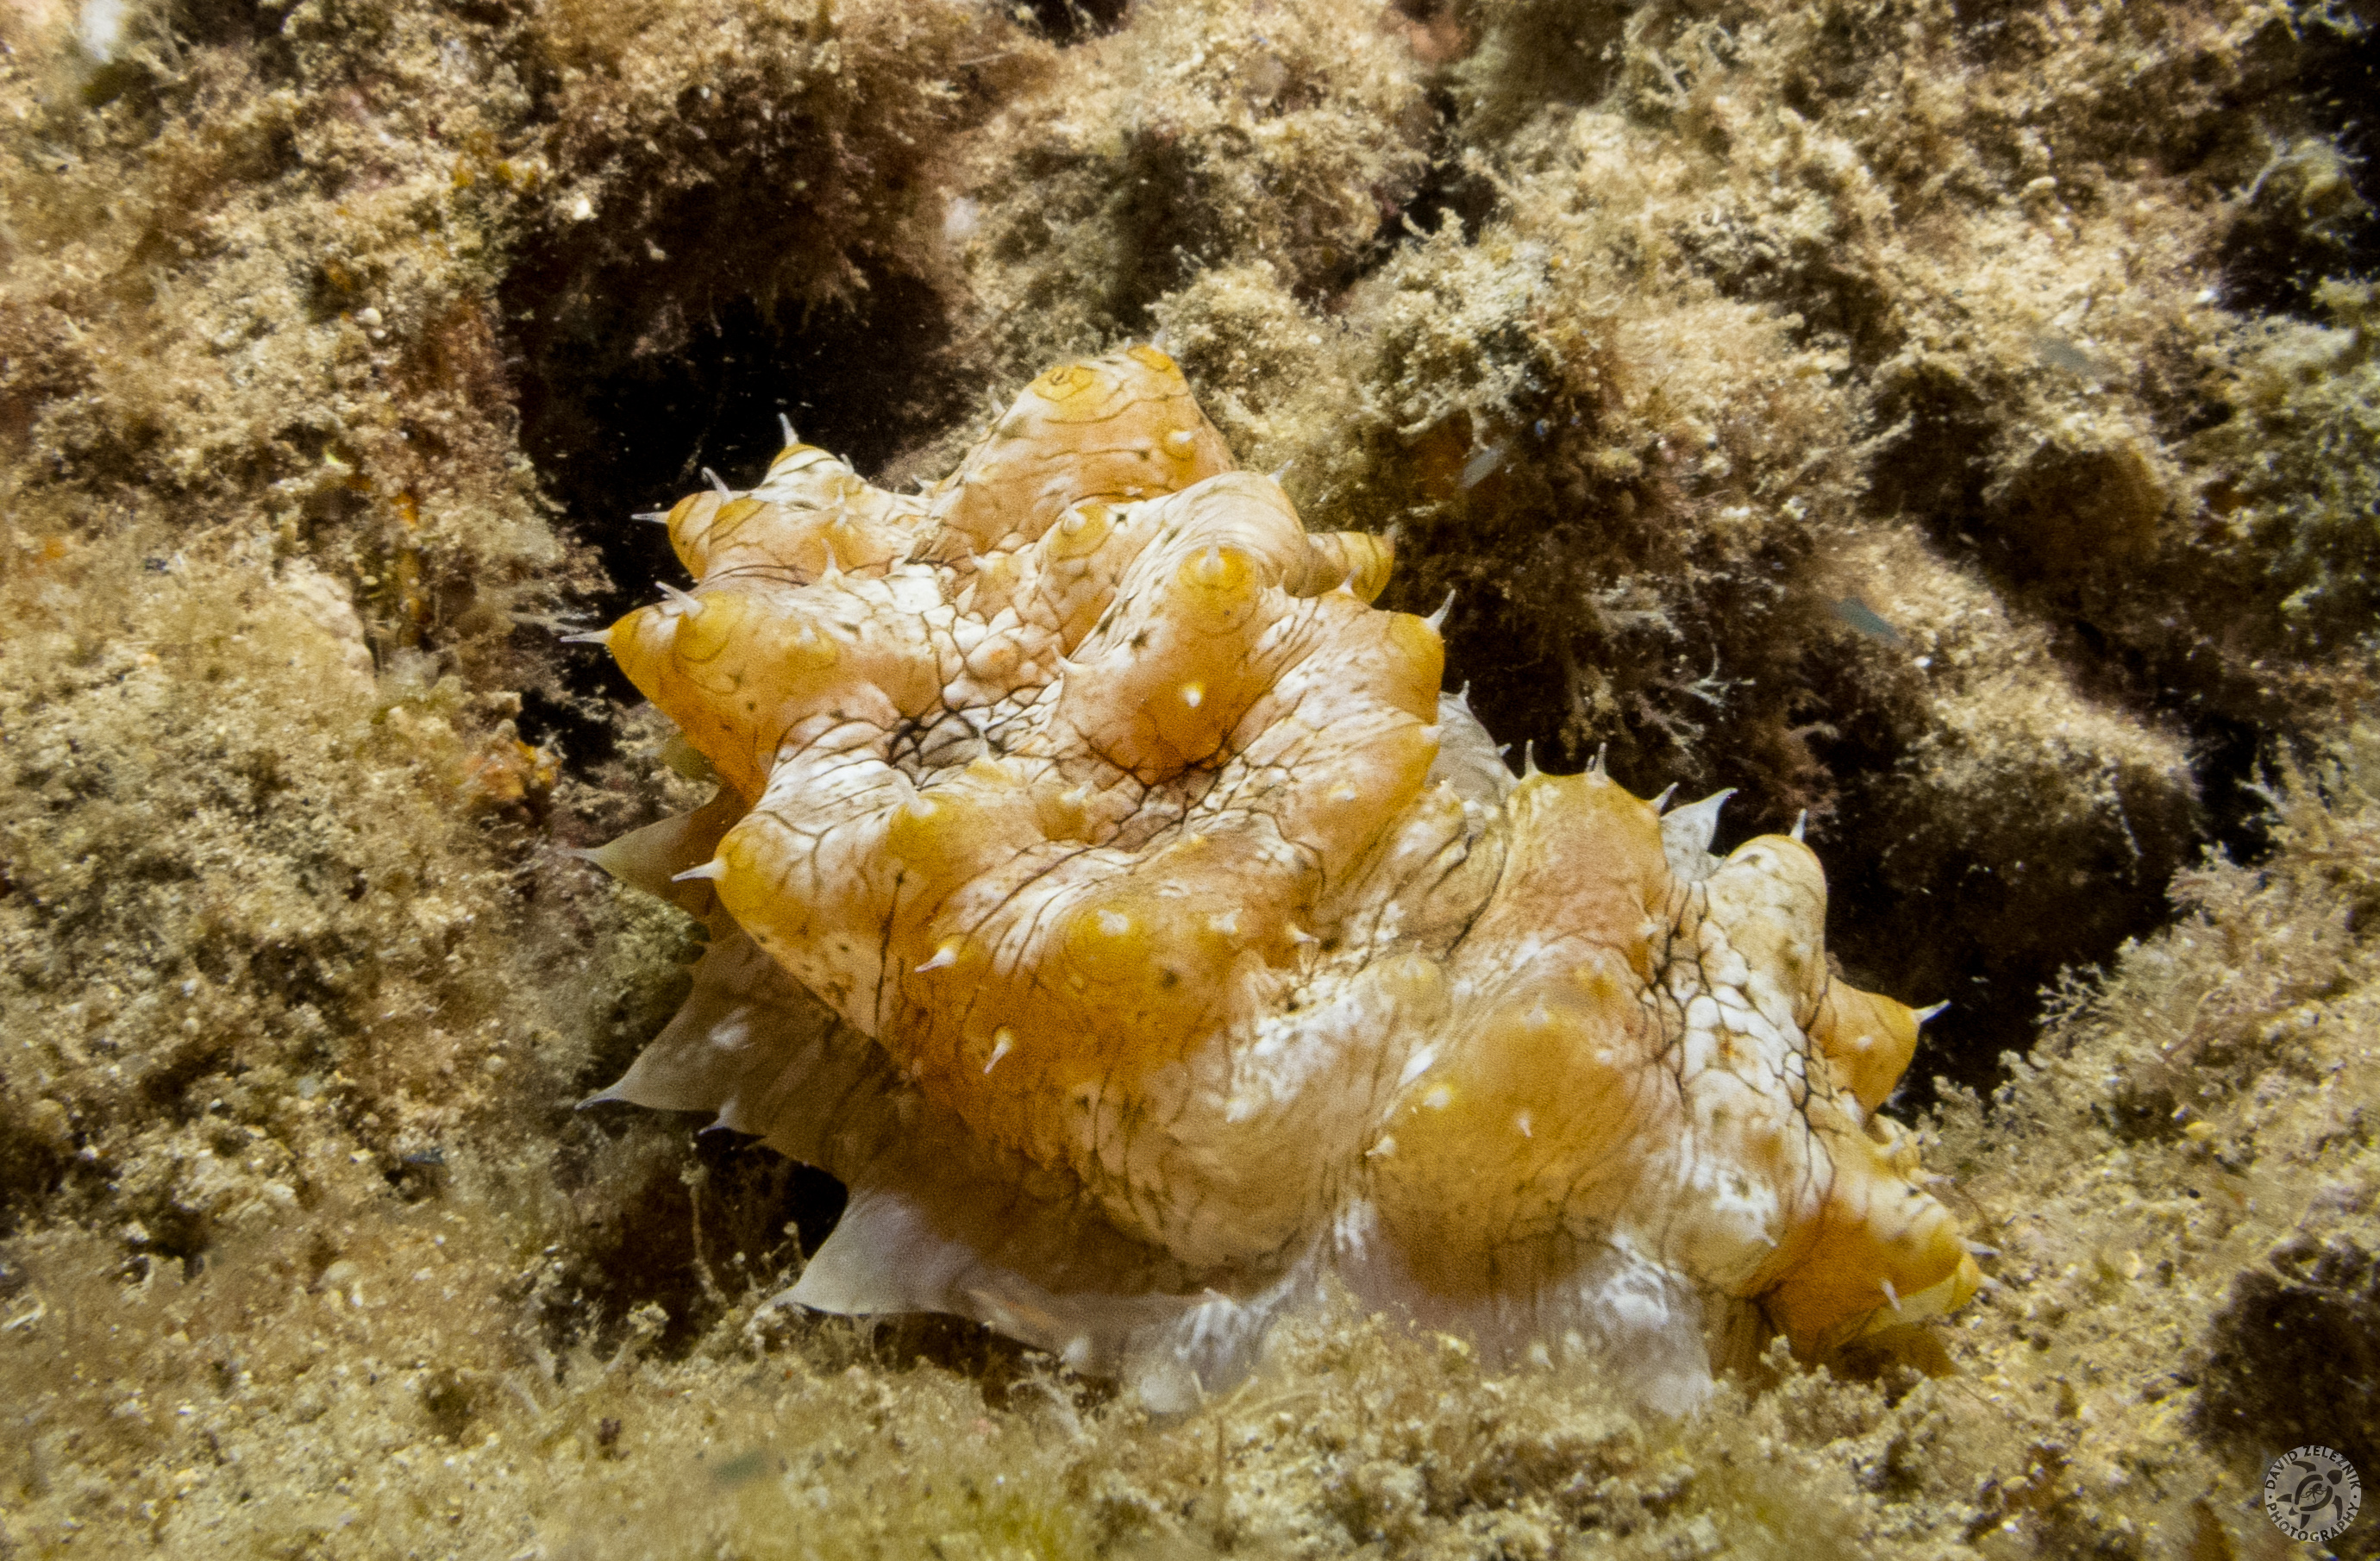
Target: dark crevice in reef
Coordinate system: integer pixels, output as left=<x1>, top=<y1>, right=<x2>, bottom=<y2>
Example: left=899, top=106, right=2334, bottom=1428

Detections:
left=2214, top=13, right=2380, bottom=320
left=1817, top=788, right=2186, bottom=1113
left=1321, top=88, right=1502, bottom=309
left=0, top=1136, right=66, bottom=1240
left=166, top=0, right=300, bottom=73
left=1807, top=630, right=2277, bottom=1117
left=547, top=1119, right=1047, bottom=1391
left=2186, top=709, right=2286, bottom=868
left=1446, top=0, right=1632, bottom=147
left=2195, top=1233, right=2380, bottom=1545
left=503, top=266, right=968, bottom=753
left=551, top=1121, right=847, bottom=1363
left=509, top=269, right=963, bottom=615
left=512, top=674, right=628, bottom=772
left=1403, top=139, right=1503, bottom=245
left=1099, top=132, right=1230, bottom=330
left=1015, top=0, right=1130, bottom=46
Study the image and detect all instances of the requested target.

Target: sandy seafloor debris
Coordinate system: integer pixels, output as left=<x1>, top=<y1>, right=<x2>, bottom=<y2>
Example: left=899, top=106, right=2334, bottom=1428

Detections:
left=1, top=0, right=2376, bottom=1554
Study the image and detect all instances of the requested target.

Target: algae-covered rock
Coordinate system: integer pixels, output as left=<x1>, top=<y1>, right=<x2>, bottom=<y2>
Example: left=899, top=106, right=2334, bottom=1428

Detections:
left=2, top=0, right=2375, bottom=1554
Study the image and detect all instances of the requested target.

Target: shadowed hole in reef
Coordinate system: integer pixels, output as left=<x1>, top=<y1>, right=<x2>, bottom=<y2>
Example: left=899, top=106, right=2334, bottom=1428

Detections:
left=1320, top=85, right=1503, bottom=303
left=510, top=267, right=965, bottom=633
left=1015, top=0, right=1129, bottom=44
left=554, top=1121, right=849, bottom=1362
left=2214, top=11, right=2379, bottom=320
left=2195, top=1234, right=2380, bottom=1559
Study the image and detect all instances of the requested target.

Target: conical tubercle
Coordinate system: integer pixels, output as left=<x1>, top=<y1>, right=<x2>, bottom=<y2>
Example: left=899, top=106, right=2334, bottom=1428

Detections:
left=1660, top=787, right=1735, bottom=882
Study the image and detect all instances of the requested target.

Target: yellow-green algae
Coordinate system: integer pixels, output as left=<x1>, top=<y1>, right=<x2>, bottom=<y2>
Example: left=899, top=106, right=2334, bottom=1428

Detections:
left=3, top=0, right=2376, bottom=1554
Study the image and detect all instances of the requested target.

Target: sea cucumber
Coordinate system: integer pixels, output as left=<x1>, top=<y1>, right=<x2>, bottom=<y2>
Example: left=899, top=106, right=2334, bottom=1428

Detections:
left=578, top=347, right=1979, bottom=1411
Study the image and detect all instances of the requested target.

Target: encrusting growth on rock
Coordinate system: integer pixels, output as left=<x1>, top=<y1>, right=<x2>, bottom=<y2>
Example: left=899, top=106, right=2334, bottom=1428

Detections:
left=579, top=348, right=1979, bottom=1410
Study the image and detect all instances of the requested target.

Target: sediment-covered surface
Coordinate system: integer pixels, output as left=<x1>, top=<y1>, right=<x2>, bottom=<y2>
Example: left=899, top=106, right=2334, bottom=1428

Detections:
left=1, top=0, right=2374, bottom=1554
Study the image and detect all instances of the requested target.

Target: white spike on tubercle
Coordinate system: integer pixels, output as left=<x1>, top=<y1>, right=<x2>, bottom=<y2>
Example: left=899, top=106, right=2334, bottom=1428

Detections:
left=1880, top=1276, right=1901, bottom=1312
left=1589, top=743, right=1607, bottom=777
left=633, top=509, right=671, bottom=524
left=1268, top=460, right=1294, bottom=483
left=1652, top=782, right=1679, bottom=813
left=656, top=580, right=703, bottom=618
left=1791, top=809, right=1807, bottom=842
left=704, top=467, right=733, bottom=499
left=915, top=941, right=962, bottom=974
left=779, top=413, right=798, bottom=447
left=1913, top=1001, right=1950, bottom=1025
left=672, top=860, right=728, bottom=883
left=1659, top=788, right=1735, bottom=881
left=558, top=629, right=610, bottom=645
left=1521, top=741, right=1540, bottom=780
left=983, top=1028, right=1014, bottom=1074
left=1423, top=589, right=1454, bottom=633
